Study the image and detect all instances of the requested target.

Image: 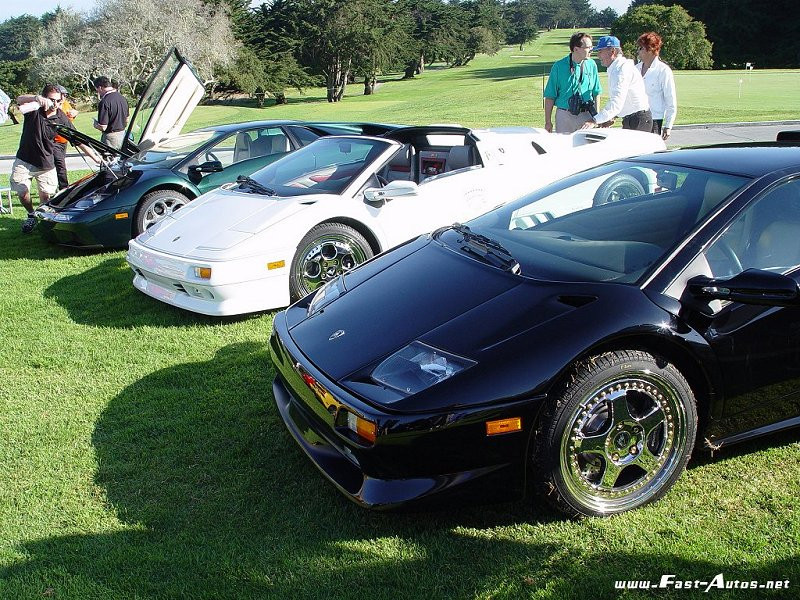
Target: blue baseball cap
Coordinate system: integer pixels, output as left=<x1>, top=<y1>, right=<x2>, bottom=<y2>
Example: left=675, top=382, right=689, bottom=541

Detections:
left=593, top=36, right=621, bottom=51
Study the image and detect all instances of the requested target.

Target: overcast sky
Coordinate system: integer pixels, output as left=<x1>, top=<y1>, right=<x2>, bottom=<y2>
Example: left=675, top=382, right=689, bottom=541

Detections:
left=7, top=0, right=632, bottom=21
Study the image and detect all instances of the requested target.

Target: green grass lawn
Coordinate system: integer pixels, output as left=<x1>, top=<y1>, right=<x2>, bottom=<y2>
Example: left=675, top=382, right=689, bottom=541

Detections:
left=1, top=29, right=799, bottom=599
left=1, top=29, right=799, bottom=156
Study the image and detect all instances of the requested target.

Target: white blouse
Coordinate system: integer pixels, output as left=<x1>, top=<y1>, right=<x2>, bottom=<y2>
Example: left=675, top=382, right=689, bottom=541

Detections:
left=638, top=57, right=677, bottom=129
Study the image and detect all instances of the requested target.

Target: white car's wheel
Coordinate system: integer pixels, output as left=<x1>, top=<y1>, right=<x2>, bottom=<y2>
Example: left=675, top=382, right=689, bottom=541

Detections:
left=532, top=350, right=697, bottom=517
left=290, top=223, right=373, bottom=300
left=592, top=173, right=645, bottom=206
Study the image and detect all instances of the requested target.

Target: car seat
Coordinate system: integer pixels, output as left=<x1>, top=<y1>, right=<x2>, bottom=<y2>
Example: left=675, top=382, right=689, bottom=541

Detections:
left=444, top=145, right=475, bottom=172
left=233, top=132, right=251, bottom=162
left=382, top=144, right=416, bottom=182
left=752, top=182, right=800, bottom=271
left=271, top=134, right=290, bottom=153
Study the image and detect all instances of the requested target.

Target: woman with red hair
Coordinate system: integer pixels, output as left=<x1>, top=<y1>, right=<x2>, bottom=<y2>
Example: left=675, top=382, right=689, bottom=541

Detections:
left=636, top=32, right=677, bottom=140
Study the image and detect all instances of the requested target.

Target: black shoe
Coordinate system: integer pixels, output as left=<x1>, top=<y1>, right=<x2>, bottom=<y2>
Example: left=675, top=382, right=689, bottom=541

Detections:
left=21, top=216, right=37, bottom=234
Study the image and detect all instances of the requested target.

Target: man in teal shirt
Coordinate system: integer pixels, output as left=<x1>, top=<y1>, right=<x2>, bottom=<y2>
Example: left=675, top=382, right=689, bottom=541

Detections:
left=544, top=32, right=602, bottom=133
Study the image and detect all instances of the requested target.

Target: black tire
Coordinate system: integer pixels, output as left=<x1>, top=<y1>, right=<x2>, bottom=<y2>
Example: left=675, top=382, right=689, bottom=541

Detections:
left=531, top=350, right=697, bottom=517
left=290, top=222, right=373, bottom=300
left=592, top=173, right=646, bottom=206
left=134, top=189, right=191, bottom=236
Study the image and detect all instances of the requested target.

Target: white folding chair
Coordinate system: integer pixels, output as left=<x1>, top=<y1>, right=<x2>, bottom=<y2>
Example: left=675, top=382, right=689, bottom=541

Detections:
left=0, top=186, right=12, bottom=215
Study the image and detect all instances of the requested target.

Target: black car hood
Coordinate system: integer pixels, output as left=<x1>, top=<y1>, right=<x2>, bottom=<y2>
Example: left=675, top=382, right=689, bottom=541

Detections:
left=287, top=236, right=587, bottom=383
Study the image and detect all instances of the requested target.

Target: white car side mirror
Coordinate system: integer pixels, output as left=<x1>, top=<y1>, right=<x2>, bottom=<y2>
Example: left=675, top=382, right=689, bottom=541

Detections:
left=365, top=180, right=419, bottom=205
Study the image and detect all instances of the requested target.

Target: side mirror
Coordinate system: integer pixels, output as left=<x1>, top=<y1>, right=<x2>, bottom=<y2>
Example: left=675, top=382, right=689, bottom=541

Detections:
left=657, top=171, right=678, bottom=191
left=687, top=269, right=800, bottom=307
left=777, top=130, right=800, bottom=142
left=364, top=180, right=419, bottom=205
left=189, top=160, right=224, bottom=174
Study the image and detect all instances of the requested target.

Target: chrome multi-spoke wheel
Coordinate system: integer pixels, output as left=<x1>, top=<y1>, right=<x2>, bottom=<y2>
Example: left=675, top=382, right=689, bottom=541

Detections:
left=592, top=173, right=646, bottom=206
left=135, top=189, right=190, bottom=235
left=290, top=222, right=373, bottom=300
left=534, top=350, right=697, bottom=517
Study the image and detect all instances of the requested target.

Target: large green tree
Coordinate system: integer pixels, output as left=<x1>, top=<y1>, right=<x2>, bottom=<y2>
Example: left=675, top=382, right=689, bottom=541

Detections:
left=234, top=0, right=312, bottom=104
left=651, top=0, right=798, bottom=68
left=536, top=0, right=572, bottom=29
left=564, top=0, right=594, bottom=28
left=295, top=0, right=413, bottom=101
left=399, top=0, right=468, bottom=75
left=612, top=4, right=713, bottom=69
left=0, top=15, right=42, bottom=62
left=350, top=0, right=413, bottom=95
left=589, top=7, right=618, bottom=28
left=447, top=0, right=503, bottom=67
left=503, top=0, right=539, bottom=51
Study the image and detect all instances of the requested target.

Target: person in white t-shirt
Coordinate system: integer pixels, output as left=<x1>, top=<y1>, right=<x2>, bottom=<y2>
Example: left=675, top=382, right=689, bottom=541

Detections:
left=636, top=31, right=677, bottom=141
left=581, top=36, right=653, bottom=132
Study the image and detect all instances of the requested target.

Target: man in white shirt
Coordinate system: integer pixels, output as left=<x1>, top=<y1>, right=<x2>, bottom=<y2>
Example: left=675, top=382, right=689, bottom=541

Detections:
left=581, top=36, right=653, bottom=132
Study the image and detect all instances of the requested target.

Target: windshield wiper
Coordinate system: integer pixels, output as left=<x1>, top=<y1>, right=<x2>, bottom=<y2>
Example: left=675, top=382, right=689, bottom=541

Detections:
left=236, top=175, right=275, bottom=196
left=452, top=223, right=521, bottom=274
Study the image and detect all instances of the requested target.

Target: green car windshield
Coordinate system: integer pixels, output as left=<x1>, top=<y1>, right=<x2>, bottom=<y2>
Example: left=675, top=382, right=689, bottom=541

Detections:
left=463, top=160, right=751, bottom=284
left=132, top=131, right=217, bottom=165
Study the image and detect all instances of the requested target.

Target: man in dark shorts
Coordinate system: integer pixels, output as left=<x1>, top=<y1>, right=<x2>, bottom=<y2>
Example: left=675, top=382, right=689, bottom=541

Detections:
left=93, top=76, right=129, bottom=150
left=12, top=84, right=100, bottom=233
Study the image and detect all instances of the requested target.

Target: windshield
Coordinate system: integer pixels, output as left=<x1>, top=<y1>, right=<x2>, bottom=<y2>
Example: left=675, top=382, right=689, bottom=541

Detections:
left=132, top=131, right=216, bottom=164
left=247, top=137, right=392, bottom=196
left=459, top=160, right=751, bottom=284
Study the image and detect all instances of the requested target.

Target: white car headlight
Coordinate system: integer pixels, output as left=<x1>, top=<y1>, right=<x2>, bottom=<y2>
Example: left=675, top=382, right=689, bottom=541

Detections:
left=371, top=341, right=476, bottom=395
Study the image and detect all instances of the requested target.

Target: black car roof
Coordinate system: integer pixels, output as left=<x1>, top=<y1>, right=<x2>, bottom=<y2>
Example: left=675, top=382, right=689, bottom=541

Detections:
left=629, top=145, right=800, bottom=178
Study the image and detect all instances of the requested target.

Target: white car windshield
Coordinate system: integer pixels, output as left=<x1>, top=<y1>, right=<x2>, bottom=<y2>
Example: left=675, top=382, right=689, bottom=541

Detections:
left=459, top=160, right=751, bottom=284
left=247, top=137, right=392, bottom=196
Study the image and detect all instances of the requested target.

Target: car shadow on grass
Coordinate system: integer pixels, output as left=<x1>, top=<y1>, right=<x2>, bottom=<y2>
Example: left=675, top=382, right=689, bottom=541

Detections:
left=2, top=342, right=798, bottom=597
left=43, top=256, right=259, bottom=329
left=0, top=214, right=92, bottom=261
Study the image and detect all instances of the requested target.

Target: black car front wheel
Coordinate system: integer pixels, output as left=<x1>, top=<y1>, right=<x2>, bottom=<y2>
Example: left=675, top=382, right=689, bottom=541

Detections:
left=290, top=222, right=373, bottom=300
left=533, top=350, right=697, bottom=517
left=134, top=189, right=190, bottom=236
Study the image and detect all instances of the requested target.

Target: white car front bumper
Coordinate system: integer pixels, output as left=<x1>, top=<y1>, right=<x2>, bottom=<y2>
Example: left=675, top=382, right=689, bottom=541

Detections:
left=126, top=240, right=293, bottom=316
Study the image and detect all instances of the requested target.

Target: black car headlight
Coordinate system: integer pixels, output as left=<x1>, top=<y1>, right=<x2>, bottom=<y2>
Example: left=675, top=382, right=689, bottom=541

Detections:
left=371, top=341, right=476, bottom=395
left=307, top=275, right=346, bottom=316
left=73, top=194, right=105, bottom=209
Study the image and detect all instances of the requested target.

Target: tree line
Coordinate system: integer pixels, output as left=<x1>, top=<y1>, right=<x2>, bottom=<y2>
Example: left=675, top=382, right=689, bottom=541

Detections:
left=0, top=0, right=620, bottom=104
left=2, top=0, right=768, bottom=108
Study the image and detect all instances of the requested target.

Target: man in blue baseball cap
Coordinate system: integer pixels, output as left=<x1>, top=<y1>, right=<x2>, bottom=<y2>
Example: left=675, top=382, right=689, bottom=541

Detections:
left=581, top=35, right=653, bottom=132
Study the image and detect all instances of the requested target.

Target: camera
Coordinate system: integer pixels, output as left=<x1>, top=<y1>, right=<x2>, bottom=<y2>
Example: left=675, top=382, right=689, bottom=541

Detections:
left=568, top=94, right=597, bottom=117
